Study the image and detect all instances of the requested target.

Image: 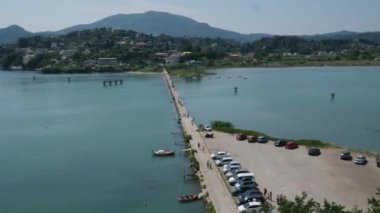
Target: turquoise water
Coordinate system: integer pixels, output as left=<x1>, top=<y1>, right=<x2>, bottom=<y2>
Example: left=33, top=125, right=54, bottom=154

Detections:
left=174, top=66, right=380, bottom=151
left=0, top=71, right=204, bottom=213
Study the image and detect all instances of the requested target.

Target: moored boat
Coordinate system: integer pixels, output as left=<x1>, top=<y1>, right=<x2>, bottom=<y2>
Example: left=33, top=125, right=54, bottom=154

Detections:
left=178, top=194, right=199, bottom=202
left=152, top=149, right=175, bottom=156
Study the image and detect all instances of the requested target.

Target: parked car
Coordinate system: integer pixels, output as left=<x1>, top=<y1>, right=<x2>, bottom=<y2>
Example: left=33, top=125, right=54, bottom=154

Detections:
left=256, top=136, right=268, bottom=143
left=308, top=147, right=321, bottom=156
left=354, top=155, right=367, bottom=165
left=236, top=133, right=247, bottom=141
left=210, top=151, right=230, bottom=160
left=205, top=132, right=214, bottom=138
left=226, top=169, right=250, bottom=178
left=247, top=135, right=256, bottom=143
left=235, top=180, right=258, bottom=190
left=223, top=164, right=242, bottom=174
left=274, top=139, right=287, bottom=147
left=229, top=173, right=255, bottom=185
left=340, top=151, right=353, bottom=160
left=285, top=141, right=298, bottom=149
left=232, top=185, right=257, bottom=196
left=216, top=157, right=233, bottom=166
left=223, top=161, right=240, bottom=169
left=377, top=156, right=380, bottom=167
left=238, top=189, right=262, bottom=200
left=204, top=125, right=212, bottom=131
left=237, top=201, right=262, bottom=213
left=238, top=192, right=265, bottom=205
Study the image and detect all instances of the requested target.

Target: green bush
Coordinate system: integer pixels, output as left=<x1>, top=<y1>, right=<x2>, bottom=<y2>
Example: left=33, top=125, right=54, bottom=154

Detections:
left=210, top=120, right=336, bottom=148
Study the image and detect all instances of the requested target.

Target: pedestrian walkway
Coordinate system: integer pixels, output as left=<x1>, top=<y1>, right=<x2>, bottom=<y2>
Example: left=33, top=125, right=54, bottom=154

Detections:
left=163, top=70, right=236, bottom=213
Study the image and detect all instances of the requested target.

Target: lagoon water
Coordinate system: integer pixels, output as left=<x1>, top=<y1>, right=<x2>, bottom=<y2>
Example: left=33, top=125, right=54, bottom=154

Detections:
left=0, top=71, right=204, bottom=213
left=175, top=66, right=380, bottom=151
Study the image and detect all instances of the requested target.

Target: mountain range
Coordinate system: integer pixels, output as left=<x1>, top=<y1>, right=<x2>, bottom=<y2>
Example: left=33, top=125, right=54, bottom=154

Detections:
left=0, top=11, right=379, bottom=44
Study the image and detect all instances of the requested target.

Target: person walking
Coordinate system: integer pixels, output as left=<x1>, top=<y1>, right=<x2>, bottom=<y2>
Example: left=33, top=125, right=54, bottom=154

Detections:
left=264, top=188, right=267, bottom=197
left=269, top=191, right=272, bottom=201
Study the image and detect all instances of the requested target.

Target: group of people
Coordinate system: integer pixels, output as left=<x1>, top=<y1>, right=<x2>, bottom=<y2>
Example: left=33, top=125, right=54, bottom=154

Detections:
left=206, top=160, right=213, bottom=169
left=263, top=188, right=273, bottom=201
left=197, top=142, right=205, bottom=151
left=264, top=188, right=286, bottom=204
left=276, top=194, right=286, bottom=204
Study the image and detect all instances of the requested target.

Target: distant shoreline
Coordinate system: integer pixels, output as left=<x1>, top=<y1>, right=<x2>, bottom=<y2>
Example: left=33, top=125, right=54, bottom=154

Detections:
left=2, top=59, right=380, bottom=74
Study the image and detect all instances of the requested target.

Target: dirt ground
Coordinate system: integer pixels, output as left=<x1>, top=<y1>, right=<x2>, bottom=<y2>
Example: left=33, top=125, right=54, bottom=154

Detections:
left=204, top=131, right=380, bottom=210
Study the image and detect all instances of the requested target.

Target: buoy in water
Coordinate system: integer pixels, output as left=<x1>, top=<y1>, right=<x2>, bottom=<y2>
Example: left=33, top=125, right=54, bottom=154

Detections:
left=330, top=93, right=335, bottom=99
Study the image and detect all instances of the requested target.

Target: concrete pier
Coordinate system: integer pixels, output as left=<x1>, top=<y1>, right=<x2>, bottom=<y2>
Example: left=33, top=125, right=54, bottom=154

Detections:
left=163, top=70, right=236, bottom=213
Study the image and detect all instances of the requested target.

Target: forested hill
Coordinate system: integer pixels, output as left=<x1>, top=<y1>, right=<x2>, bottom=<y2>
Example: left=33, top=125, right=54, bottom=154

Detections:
left=1, top=11, right=380, bottom=44
left=0, top=25, right=33, bottom=44
left=55, top=11, right=269, bottom=42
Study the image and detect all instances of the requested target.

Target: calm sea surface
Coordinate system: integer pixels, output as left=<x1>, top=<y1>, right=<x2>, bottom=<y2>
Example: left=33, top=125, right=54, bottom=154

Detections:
left=174, top=66, right=380, bottom=151
left=0, top=71, right=204, bottom=213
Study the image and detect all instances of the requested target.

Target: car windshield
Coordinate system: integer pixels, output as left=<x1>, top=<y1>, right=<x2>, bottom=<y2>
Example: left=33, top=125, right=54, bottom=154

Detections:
left=243, top=203, right=251, bottom=208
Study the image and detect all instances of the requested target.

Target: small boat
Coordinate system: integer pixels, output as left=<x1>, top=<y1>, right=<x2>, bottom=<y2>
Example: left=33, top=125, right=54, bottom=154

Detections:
left=178, top=194, right=199, bottom=202
left=152, top=149, right=175, bottom=156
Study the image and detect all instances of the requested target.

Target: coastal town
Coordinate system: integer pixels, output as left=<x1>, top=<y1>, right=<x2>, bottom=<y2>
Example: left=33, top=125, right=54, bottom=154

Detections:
left=1, top=28, right=380, bottom=74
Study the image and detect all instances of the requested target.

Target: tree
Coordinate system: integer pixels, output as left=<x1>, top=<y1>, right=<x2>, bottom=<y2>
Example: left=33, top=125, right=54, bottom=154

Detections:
left=278, top=192, right=320, bottom=213
left=367, top=188, right=380, bottom=213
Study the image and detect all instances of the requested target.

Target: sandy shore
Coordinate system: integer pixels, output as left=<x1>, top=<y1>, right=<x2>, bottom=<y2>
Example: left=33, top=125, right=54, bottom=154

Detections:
left=204, top=131, right=380, bottom=210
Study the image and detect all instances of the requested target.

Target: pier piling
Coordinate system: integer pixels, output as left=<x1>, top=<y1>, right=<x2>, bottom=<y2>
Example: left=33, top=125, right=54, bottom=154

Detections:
left=102, top=79, right=124, bottom=87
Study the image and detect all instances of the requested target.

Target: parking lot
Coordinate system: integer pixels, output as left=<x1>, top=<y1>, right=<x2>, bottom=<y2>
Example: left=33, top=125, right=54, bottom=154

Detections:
left=206, top=131, right=380, bottom=210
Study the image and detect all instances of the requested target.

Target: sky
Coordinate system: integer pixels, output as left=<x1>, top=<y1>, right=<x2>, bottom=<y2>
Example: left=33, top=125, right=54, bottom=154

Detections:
left=1, top=0, right=379, bottom=35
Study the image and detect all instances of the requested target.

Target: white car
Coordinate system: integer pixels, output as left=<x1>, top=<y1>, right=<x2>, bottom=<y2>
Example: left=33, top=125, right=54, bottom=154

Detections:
left=210, top=151, right=230, bottom=160
left=225, top=169, right=250, bottom=178
left=223, top=161, right=240, bottom=169
left=223, top=161, right=241, bottom=171
left=223, top=164, right=241, bottom=174
left=237, top=201, right=262, bottom=213
left=216, top=157, right=233, bottom=166
left=204, top=125, right=212, bottom=131
left=353, top=155, right=367, bottom=165
left=228, top=173, right=255, bottom=184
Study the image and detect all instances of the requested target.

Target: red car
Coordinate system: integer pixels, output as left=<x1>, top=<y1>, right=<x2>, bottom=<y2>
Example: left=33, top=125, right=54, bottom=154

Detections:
left=236, top=133, right=247, bottom=141
left=285, top=141, right=298, bottom=149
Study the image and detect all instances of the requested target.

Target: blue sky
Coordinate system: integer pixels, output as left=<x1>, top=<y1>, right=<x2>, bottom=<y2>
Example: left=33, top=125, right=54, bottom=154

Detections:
left=1, top=0, right=379, bottom=35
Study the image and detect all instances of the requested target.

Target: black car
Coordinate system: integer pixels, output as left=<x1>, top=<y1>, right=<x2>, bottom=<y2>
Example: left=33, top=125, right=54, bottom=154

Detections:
left=256, top=136, right=268, bottom=143
left=235, top=180, right=258, bottom=190
left=237, top=189, right=261, bottom=199
left=308, top=147, right=321, bottom=156
left=274, top=139, right=287, bottom=147
left=340, top=151, right=353, bottom=160
left=232, top=185, right=257, bottom=196
left=238, top=192, right=265, bottom=205
left=376, top=156, right=380, bottom=167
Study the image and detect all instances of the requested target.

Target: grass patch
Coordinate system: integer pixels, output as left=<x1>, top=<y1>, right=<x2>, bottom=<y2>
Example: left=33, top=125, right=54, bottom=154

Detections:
left=211, top=120, right=338, bottom=148
left=294, top=139, right=338, bottom=148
